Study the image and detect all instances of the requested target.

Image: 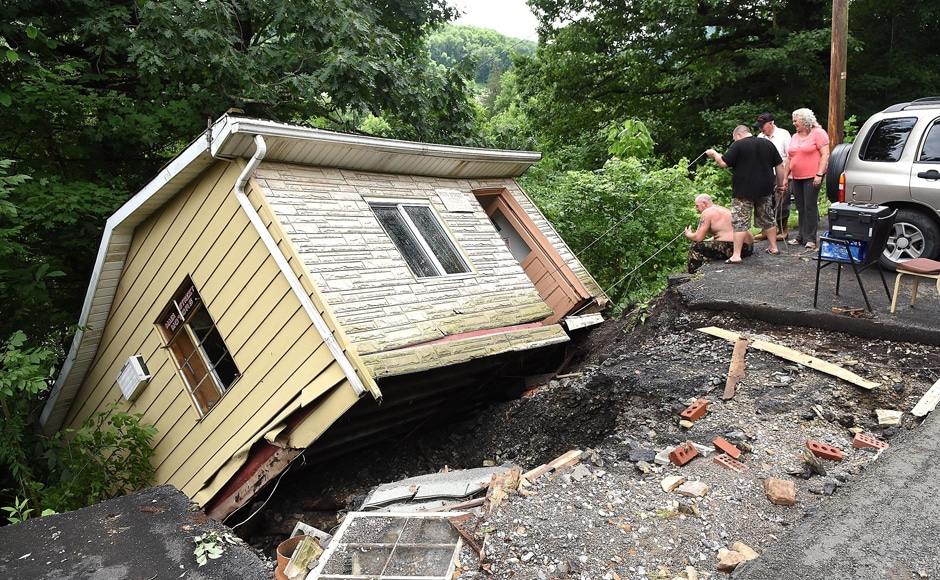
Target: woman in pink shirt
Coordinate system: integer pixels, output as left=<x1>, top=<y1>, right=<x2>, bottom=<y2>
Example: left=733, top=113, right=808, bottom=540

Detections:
left=783, top=108, right=830, bottom=250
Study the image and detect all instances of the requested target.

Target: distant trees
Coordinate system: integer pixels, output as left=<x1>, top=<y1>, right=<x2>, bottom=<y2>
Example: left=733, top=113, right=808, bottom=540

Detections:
left=428, top=24, right=535, bottom=90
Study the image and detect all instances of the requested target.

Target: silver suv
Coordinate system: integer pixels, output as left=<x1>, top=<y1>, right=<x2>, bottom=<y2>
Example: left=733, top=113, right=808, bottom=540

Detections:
left=830, top=97, right=940, bottom=269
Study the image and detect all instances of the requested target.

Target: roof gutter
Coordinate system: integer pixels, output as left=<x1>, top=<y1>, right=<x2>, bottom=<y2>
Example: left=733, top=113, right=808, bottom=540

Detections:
left=231, top=135, right=372, bottom=398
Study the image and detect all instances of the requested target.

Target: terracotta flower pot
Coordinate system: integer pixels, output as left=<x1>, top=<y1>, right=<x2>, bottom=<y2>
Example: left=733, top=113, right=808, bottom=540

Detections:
left=274, top=535, right=308, bottom=580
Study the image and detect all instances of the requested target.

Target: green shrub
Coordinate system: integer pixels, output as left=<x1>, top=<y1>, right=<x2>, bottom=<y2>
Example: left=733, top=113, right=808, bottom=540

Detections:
left=522, top=156, right=703, bottom=314
left=42, top=404, right=158, bottom=514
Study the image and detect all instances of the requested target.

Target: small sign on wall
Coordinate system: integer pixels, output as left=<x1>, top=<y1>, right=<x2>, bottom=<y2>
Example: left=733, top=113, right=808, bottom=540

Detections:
left=436, top=189, right=474, bottom=212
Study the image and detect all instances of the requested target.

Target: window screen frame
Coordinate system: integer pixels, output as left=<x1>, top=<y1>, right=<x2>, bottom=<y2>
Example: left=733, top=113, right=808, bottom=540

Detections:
left=155, top=276, right=240, bottom=418
left=369, top=199, right=471, bottom=279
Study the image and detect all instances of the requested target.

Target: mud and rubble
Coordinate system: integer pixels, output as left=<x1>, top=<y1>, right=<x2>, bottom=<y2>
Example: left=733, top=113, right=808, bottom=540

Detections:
left=237, top=287, right=940, bottom=578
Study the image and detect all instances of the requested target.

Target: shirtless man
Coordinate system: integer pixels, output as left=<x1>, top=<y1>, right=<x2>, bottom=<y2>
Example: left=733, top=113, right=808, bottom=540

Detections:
left=684, top=193, right=754, bottom=273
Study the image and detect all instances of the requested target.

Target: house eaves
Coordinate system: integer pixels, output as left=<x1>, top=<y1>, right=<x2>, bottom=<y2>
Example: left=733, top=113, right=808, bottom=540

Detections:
left=40, top=114, right=542, bottom=435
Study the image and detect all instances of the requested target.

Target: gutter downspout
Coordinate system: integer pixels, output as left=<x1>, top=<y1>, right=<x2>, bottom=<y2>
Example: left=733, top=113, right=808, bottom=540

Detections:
left=231, top=135, right=373, bottom=398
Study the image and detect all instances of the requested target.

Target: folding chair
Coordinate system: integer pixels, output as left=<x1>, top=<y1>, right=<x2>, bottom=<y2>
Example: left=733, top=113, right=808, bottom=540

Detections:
left=813, top=209, right=897, bottom=313
left=890, top=258, right=940, bottom=313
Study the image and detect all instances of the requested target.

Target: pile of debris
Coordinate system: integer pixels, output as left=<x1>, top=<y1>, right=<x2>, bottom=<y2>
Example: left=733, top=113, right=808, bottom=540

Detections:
left=249, top=301, right=940, bottom=579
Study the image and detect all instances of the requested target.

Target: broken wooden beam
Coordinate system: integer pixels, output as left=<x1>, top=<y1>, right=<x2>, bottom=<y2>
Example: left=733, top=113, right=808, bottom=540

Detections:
left=724, top=335, right=749, bottom=400
left=697, top=326, right=880, bottom=390
left=911, top=377, right=940, bottom=417
left=521, top=449, right=582, bottom=484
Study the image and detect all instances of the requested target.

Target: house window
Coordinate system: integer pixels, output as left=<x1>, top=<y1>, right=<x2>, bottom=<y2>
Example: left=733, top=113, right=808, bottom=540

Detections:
left=156, top=276, right=239, bottom=416
left=371, top=202, right=470, bottom=278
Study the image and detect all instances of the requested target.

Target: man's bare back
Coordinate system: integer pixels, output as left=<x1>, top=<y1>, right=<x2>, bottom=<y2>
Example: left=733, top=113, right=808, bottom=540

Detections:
left=685, top=195, right=735, bottom=243
left=701, top=205, right=734, bottom=242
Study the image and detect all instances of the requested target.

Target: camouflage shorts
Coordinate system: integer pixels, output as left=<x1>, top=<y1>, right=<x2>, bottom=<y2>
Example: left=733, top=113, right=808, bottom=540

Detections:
left=687, top=239, right=753, bottom=273
left=731, top=196, right=774, bottom=232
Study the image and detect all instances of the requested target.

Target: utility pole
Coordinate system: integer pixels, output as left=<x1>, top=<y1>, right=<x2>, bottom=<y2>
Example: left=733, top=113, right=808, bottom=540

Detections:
left=828, top=0, right=849, bottom=148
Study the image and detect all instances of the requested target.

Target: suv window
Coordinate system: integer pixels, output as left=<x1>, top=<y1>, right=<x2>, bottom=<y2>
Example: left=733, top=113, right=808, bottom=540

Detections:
left=919, top=120, right=940, bottom=162
left=859, top=117, right=917, bottom=162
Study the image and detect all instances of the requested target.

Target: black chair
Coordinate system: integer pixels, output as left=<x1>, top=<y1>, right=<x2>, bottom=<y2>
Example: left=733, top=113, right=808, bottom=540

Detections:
left=813, top=209, right=897, bottom=312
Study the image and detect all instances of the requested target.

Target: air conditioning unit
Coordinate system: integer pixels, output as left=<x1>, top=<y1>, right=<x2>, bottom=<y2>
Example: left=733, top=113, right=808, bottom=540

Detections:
left=117, top=355, right=151, bottom=401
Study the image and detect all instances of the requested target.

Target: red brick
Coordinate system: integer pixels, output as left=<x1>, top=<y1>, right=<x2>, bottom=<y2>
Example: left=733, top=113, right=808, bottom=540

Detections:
left=713, top=453, right=748, bottom=472
left=806, top=440, right=844, bottom=461
left=680, top=398, right=710, bottom=422
left=853, top=433, right=890, bottom=450
left=713, top=436, right=742, bottom=459
left=669, top=441, right=699, bottom=466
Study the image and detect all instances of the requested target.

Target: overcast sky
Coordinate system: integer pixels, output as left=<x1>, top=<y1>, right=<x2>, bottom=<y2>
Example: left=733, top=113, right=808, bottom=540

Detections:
left=451, top=0, right=540, bottom=41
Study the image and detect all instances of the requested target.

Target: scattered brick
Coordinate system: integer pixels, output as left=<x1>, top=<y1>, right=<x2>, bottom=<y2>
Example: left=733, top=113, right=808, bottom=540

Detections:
left=669, top=441, right=699, bottom=466
left=714, top=453, right=748, bottom=473
left=680, top=398, right=710, bottom=422
left=853, top=433, right=890, bottom=450
left=806, top=440, right=844, bottom=462
left=713, top=436, right=741, bottom=459
left=764, top=477, right=796, bottom=506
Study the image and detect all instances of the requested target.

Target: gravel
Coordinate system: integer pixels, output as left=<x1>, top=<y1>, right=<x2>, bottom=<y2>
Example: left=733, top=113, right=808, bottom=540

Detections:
left=241, top=289, right=940, bottom=579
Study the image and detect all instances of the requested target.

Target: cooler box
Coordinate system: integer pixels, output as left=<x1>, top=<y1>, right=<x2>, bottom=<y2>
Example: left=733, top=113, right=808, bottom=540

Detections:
left=828, top=202, right=892, bottom=241
left=819, top=231, right=868, bottom=262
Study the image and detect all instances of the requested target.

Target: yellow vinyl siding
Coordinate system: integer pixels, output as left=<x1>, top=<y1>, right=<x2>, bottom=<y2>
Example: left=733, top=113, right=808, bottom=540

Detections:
left=61, top=159, right=366, bottom=505
left=62, top=168, right=233, bottom=427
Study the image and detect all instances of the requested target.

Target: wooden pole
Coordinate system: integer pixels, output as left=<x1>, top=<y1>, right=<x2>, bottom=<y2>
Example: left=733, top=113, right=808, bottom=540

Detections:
left=828, top=0, right=849, bottom=148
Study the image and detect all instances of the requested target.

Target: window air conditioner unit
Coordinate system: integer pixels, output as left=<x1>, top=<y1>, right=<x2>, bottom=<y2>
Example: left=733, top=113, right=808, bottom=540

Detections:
left=117, top=355, right=151, bottom=401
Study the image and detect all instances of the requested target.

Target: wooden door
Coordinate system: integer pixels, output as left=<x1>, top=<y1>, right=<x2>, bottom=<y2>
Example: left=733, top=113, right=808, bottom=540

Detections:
left=474, top=188, right=593, bottom=324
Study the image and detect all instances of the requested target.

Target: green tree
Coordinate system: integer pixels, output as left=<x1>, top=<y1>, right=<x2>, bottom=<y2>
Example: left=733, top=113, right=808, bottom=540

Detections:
left=1, top=0, right=480, bottom=348
left=521, top=155, right=701, bottom=312
left=847, top=0, right=940, bottom=118
left=519, top=0, right=832, bottom=168
left=427, top=24, right=536, bottom=90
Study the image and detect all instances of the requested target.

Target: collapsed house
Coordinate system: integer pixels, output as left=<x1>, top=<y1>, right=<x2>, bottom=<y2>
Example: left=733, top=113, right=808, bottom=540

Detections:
left=40, top=114, right=609, bottom=520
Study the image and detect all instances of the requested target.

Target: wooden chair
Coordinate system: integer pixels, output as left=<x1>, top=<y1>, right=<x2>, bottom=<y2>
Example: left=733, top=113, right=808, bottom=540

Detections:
left=890, top=257, right=940, bottom=314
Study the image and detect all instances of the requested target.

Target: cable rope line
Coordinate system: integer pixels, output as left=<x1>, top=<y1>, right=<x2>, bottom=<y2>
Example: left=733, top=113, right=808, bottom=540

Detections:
left=538, top=150, right=712, bottom=301
left=575, top=150, right=709, bottom=258
left=601, top=230, right=688, bottom=297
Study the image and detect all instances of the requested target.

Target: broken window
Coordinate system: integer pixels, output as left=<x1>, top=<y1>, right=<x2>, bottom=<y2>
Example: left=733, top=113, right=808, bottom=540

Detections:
left=311, top=512, right=463, bottom=579
left=156, top=276, right=239, bottom=416
left=371, top=202, right=470, bottom=278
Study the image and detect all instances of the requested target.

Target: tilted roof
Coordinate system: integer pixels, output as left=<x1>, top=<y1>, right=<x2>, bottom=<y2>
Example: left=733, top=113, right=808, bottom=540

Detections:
left=40, top=114, right=541, bottom=433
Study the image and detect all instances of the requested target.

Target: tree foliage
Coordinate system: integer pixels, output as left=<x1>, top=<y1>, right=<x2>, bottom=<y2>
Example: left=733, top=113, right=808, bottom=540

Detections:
left=510, top=0, right=940, bottom=170
left=517, top=0, right=833, bottom=168
left=521, top=155, right=703, bottom=313
left=428, top=24, right=535, bottom=89
left=1, top=0, right=480, bottom=347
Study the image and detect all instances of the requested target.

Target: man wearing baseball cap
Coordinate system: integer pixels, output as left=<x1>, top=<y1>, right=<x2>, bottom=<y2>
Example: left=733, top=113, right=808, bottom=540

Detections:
left=754, top=112, right=791, bottom=241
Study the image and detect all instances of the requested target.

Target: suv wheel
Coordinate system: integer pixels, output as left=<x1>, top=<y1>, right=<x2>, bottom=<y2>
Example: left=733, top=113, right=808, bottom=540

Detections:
left=826, top=143, right=853, bottom=202
left=879, top=208, right=940, bottom=270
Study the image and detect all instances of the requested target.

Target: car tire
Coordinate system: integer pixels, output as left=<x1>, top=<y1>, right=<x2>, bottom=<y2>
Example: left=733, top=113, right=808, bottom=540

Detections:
left=878, top=208, right=940, bottom=271
left=826, top=143, right=852, bottom=202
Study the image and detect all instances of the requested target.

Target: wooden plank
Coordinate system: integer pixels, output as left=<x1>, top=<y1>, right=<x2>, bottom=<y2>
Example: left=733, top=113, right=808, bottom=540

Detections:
left=911, top=378, right=940, bottom=417
left=697, top=326, right=880, bottom=390
left=724, top=336, right=749, bottom=400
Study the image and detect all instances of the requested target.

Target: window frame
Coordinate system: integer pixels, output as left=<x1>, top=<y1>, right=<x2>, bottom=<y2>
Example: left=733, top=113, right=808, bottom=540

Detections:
left=858, top=117, right=917, bottom=163
left=155, top=276, right=240, bottom=417
left=369, top=199, right=471, bottom=279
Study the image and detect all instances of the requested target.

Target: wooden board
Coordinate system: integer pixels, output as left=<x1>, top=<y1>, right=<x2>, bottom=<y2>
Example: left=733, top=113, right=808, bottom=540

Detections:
left=911, top=378, right=940, bottom=417
left=724, top=336, right=749, bottom=400
left=697, top=326, right=880, bottom=390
